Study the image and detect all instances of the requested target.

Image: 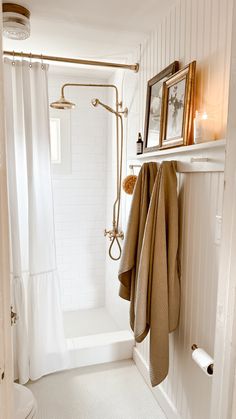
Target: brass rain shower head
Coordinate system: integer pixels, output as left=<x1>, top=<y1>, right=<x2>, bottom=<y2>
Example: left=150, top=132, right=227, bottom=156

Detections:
left=50, top=95, right=75, bottom=110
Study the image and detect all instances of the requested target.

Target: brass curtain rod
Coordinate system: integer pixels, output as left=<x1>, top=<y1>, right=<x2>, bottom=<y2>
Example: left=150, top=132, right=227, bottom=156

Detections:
left=3, top=50, right=139, bottom=73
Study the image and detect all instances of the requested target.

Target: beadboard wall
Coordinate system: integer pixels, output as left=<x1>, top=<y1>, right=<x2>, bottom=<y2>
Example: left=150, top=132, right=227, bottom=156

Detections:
left=137, top=0, right=233, bottom=145
left=122, top=0, right=233, bottom=418
left=134, top=163, right=224, bottom=419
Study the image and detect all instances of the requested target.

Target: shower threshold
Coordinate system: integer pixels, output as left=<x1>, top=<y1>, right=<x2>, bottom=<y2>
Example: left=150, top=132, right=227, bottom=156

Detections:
left=63, top=308, right=134, bottom=369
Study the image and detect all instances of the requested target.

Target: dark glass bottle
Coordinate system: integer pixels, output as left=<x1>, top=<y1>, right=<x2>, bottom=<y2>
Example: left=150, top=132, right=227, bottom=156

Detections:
left=136, top=132, right=143, bottom=155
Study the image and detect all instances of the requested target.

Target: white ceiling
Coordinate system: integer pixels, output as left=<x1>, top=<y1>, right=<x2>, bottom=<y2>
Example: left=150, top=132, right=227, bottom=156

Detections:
left=3, top=0, right=176, bottom=61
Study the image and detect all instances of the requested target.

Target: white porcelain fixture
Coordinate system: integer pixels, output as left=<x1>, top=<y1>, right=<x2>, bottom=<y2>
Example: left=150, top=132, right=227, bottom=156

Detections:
left=14, top=383, right=37, bottom=419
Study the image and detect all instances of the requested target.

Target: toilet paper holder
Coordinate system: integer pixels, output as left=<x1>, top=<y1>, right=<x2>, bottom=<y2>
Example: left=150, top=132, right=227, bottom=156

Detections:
left=191, top=344, right=214, bottom=376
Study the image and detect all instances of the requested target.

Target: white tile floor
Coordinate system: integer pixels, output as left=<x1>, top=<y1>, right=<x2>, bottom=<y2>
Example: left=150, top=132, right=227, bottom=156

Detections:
left=27, top=360, right=167, bottom=419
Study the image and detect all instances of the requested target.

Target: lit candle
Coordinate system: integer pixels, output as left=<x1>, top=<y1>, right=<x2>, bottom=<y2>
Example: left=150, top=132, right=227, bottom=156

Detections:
left=194, top=111, right=209, bottom=144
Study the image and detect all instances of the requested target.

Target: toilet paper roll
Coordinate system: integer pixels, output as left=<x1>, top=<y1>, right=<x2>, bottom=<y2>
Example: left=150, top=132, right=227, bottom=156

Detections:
left=192, top=347, right=214, bottom=376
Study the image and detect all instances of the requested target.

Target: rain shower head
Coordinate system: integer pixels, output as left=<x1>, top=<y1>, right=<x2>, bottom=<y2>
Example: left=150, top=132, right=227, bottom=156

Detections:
left=50, top=95, right=75, bottom=110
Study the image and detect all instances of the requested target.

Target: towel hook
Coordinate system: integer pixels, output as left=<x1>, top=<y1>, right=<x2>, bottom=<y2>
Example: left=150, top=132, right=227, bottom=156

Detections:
left=190, top=157, right=209, bottom=163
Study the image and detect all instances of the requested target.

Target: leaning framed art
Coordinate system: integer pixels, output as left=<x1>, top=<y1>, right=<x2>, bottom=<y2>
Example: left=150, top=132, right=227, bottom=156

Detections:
left=160, top=60, right=196, bottom=149
left=143, top=61, right=179, bottom=153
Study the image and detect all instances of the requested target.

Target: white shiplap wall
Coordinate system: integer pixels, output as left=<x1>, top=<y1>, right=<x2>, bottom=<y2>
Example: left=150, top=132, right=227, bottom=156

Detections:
left=129, top=0, right=233, bottom=418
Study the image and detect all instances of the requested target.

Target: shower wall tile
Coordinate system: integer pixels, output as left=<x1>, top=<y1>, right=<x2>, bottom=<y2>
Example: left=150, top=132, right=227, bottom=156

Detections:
left=48, top=73, right=108, bottom=312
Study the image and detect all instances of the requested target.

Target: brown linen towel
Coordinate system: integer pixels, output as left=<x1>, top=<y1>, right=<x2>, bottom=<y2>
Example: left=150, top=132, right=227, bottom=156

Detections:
left=119, top=161, right=180, bottom=387
left=118, top=162, right=158, bottom=327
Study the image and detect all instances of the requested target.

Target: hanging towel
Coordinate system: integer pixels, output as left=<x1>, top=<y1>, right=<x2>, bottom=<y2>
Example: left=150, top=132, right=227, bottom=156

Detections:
left=119, top=161, right=180, bottom=387
left=118, top=162, right=158, bottom=320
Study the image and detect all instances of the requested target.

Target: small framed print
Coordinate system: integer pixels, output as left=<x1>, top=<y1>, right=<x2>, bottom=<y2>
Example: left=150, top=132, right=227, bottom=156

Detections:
left=160, top=61, right=196, bottom=149
left=143, top=61, right=179, bottom=153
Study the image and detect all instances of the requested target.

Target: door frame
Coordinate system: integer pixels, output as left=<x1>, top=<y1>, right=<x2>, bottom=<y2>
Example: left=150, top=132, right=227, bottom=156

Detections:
left=0, top=1, right=13, bottom=418
left=210, top=0, right=236, bottom=417
left=1, top=1, right=236, bottom=419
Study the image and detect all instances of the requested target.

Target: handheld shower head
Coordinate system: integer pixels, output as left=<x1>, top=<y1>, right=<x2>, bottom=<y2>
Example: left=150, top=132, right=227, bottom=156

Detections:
left=91, top=98, right=120, bottom=116
left=91, top=98, right=128, bottom=117
left=91, top=98, right=99, bottom=107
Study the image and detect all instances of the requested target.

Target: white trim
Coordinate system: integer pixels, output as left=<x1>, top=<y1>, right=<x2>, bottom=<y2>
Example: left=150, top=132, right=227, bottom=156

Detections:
left=49, top=107, right=72, bottom=176
left=133, top=347, right=181, bottom=419
left=129, top=139, right=226, bottom=173
left=210, top=1, right=236, bottom=418
left=0, top=3, right=13, bottom=417
left=135, top=139, right=226, bottom=159
left=50, top=117, right=61, bottom=164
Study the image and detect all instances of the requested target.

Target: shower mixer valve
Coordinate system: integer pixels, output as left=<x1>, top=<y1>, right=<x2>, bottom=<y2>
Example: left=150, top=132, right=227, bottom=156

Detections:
left=104, top=228, right=124, bottom=241
left=104, top=227, right=124, bottom=261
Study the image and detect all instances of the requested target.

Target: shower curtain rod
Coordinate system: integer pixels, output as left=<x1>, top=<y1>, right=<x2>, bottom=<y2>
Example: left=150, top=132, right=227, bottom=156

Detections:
left=3, top=50, right=139, bottom=72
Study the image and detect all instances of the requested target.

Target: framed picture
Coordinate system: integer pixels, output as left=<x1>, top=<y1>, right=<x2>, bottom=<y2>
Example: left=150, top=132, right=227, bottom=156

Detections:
left=143, top=61, right=179, bottom=153
left=160, top=61, right=196, bottom=149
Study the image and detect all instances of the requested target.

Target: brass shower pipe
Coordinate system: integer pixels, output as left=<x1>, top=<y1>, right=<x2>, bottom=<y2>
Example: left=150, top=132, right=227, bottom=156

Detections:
left=91, top=98, right=126, bottom=260
left=3, top=50, right=139, bottom=72
left=57, top=83, right=120, bottom=237
left=50, top=83, right=126, bottom=260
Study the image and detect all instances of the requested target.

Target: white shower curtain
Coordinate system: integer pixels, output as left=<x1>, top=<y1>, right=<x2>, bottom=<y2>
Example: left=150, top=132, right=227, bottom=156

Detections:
left=4, top=59, right=68, bottom=384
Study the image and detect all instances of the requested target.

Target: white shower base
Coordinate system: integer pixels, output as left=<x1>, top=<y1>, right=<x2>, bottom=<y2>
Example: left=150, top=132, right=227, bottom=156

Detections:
left=63, top=308, right=134, bottom=369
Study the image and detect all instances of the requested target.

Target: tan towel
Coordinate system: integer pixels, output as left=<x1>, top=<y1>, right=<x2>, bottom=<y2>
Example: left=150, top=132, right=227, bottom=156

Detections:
left=119, top=162, right=158, bottom=322
left=119, top=161, right=180, bottom=387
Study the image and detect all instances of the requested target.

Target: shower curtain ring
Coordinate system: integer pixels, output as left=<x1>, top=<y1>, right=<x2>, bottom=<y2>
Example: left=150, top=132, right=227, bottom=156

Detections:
left=29, top=53, right=32, bottom=68
left=12, top=51, right=15, bottom=66
left=41, top=54, right=44, bottom=70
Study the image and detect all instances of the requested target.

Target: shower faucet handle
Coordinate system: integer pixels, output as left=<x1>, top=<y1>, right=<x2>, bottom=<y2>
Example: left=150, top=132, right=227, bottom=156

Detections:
left=104, top=229, right=113, bottom=240
left=104, top=228, right=124, bottom=241
left=117, top=230, right=124, bottom=240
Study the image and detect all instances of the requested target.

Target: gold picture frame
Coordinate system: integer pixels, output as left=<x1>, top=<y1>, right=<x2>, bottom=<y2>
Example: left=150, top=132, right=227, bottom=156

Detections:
left=143, top=61, right=179, bottom=153
left=160, top=61, right=196, bottom=149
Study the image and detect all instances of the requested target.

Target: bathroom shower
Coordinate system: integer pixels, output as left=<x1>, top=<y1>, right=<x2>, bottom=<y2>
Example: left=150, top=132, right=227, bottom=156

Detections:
left=50, top=83, right=128, bottom=260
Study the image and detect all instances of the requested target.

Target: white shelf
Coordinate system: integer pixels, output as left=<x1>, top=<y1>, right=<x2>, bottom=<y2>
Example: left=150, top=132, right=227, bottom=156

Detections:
left=129, top=139, right=226, bottom=173
left=135, top=139, right=226, bottom=160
